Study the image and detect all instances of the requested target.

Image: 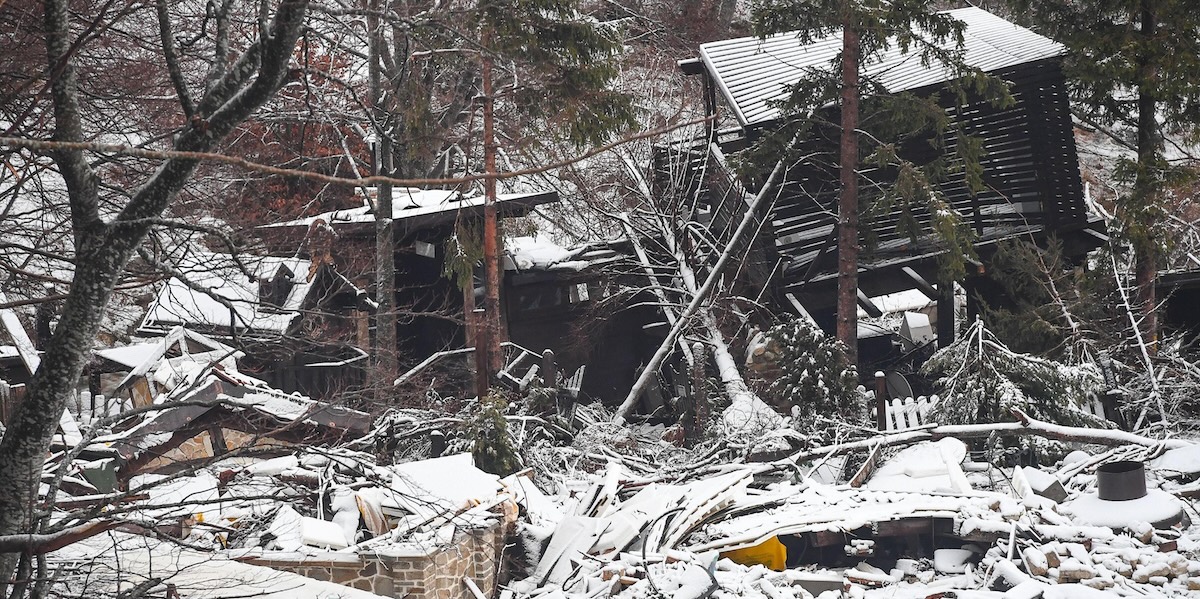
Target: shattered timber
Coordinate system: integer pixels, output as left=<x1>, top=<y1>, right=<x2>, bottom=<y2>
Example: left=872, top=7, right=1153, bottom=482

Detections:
left=4, top=4, right=1200, bottom=599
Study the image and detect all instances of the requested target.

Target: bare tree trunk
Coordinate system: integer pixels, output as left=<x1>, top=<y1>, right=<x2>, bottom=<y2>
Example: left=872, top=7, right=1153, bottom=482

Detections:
left=0, top=0, right=310, bottom=589
left=837, top=5, right=861, bottom=367
left=1133, top=0, right=1160, bottom=356
left=375, top=147, right=397, bottom=398
left=368, top=0, right=397, bottom=400
left=1133, top=246, right=1157, bottom=353
left=840, top=7, right=859, bottom=367
left=481, top=35, right=502, bottom=383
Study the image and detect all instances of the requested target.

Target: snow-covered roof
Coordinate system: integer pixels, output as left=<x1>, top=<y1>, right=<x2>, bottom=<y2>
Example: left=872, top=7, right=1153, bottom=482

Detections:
left=699, top=7, right=1064, bottom=127
left=56, top=533, right=391, bottom=599
left=194, top=367, right=370, bottom=430
left=505, top=236, right=627, bottom=275
left=97, top=367, right=371, bottom=458
left=140, top=252, right=315, bottom=336
left=263, top=188, right=559, bottom=231
left=96, top=326, right=238, bottom=372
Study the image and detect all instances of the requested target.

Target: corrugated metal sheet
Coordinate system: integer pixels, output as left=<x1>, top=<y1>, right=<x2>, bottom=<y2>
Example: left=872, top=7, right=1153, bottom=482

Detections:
left=699, top=7, right=1064, bottom=127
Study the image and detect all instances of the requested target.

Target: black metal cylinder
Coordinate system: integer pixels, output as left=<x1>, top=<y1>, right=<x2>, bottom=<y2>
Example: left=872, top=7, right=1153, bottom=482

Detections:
left=1097, top=460, right=1147, bottom=501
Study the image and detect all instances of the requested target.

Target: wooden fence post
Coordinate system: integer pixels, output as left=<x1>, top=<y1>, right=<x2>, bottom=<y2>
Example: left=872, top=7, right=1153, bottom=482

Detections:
left=874, top=371, right=887, bottom=431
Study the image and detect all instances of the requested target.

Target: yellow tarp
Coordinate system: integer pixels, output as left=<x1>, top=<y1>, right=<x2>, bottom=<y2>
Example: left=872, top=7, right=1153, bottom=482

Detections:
left=720, top=536, right=787, bottom=571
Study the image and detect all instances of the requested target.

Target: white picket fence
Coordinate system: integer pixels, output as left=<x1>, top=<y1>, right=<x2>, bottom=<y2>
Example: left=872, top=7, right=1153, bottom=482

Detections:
left=878, top=395, right=938, bottom=432
left=876, top=393, right=1109, bottom=432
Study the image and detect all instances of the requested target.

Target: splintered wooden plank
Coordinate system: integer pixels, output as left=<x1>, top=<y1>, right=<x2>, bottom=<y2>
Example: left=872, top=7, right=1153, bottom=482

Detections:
left=850, top=443, right=883, bottom=488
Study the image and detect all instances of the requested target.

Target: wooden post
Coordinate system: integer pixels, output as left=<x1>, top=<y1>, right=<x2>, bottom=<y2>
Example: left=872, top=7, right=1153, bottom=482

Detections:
left=541, top=349, right=557, bottom=390
left=686, top=342, right=707, bottom=443
left=937, top=281, right=955, bottom=348
left=874, top=371, right=887, bottom=431
left=0, top=380, right=9, bottom=425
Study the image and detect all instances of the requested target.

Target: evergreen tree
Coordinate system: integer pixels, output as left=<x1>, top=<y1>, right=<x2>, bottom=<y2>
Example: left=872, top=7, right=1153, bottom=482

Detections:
left=763, top=318, right=862, bottom=422
left=476, top=0, right=638, bottom=150
left=471, top=0, right=638, bottom=383
left=1011, top=0, right=1200, bottom=352
left=351, top=1, right=637, bottom=389
left=468, top=390, right=522, bottom=476
left=979, top=238, right=1118, bottom=361
left=749, top=0, right=1006, bottom=365
left=922, top=320, right=1109, bottom=427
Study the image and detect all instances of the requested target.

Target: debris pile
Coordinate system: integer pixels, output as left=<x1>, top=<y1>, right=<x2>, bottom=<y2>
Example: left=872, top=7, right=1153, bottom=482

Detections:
left=501, top=429, right=1200, bottom=599
left=14, top=307, right=1200, bottom=599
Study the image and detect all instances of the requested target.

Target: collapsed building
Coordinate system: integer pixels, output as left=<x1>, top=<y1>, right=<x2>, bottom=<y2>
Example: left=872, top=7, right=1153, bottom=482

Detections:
left=668, top=7, right=1105, bottom=350
left=10, top=8, right=1200, bottom=599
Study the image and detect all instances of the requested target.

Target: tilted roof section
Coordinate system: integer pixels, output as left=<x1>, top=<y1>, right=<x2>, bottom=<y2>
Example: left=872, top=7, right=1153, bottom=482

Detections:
left=698, top=7, right=1064, bottom=127
left=140, top=252, right=316, bottom=335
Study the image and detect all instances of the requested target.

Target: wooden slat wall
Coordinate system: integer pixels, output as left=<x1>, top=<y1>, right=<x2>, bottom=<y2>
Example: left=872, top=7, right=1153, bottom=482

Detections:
left=763, top=58, right=1087, bottom=285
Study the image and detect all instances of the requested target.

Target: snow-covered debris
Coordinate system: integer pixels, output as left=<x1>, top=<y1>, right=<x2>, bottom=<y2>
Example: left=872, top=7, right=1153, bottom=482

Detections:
left=864, top=438, right=972, bottom=494
left=388, top=452, right=503, bottom=513
left=141, top=251, right=318, bottom=335
left=54, top=532, right=392, bottom=599
left=503, top=423, right=1200, bottom=599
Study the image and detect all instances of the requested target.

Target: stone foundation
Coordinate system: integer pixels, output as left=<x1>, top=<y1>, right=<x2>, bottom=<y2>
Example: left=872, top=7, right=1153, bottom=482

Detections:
left=242, top=521, right=505, bottom=599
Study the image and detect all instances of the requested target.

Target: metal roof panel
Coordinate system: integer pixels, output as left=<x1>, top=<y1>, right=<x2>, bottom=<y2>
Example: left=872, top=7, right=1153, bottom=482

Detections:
left=698, top=7, right=1063, bottom=127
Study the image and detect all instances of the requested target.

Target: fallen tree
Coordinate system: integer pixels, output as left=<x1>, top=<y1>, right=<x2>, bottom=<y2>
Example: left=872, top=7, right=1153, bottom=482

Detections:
left=611, top=137, right=803, bottom=424
left=770, top=407, right=1192, bottom=471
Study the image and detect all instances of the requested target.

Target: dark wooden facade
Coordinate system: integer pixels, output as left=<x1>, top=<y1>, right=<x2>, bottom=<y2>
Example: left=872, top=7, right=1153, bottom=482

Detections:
left=666, top=56, right=1104, bottom=331
left=260, top=190, right=560, bottom=378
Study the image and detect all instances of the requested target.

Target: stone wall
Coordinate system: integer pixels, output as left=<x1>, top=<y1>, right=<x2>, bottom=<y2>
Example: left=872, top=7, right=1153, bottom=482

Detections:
left=242, top=520, right=505, bottom=599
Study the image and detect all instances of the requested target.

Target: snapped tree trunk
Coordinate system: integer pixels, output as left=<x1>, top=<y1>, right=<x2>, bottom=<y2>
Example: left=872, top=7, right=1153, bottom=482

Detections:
left=612, top=135, right=797, bottom=422
left=837, top=7, right=861, bottom=367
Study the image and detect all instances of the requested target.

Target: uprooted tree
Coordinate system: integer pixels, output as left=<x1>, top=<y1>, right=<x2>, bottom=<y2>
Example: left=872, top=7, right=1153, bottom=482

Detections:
left=922, top=319, right=1108, bottom=428
left=0, top=0, right=311, bottom=590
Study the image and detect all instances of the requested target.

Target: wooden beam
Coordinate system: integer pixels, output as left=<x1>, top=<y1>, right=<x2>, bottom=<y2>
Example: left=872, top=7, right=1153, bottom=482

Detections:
left=1082, top=227, right=1109, bottom=243
left=800, top=226, right=839, bottom=284
left=677, top=57, right=705, bottom=75
left=785, top=293, right=819, bottom=327
left=937, top=282, right=955, bottom=348
left=849, top=443, right=882, bottom=488
left=857, top=289, right=883, bottom=318
left=901, top=267, right=938, bottom=300
left=964, top=255, right=985, bottom=275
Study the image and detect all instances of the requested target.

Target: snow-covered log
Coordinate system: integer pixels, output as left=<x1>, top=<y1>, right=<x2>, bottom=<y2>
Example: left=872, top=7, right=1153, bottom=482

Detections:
left=772, top=407, right=1192, bottom=468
